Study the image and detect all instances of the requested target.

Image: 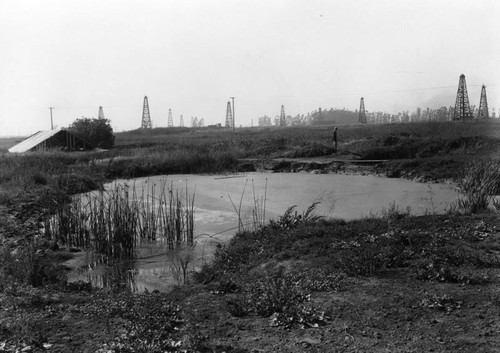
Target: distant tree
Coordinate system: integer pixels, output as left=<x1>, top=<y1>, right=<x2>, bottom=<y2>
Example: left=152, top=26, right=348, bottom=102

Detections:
left=68, top=117, right=115, bottom=149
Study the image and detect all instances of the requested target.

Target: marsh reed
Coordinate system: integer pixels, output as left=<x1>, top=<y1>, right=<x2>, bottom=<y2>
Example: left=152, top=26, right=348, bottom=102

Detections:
left=44, top=178, right=196, bottom=259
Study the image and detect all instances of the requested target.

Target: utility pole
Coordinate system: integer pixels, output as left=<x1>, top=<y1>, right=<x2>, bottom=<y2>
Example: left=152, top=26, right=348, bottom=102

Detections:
left=230, top=97, right=235, bottom=131
left=48, top=107, right=55, bottom=130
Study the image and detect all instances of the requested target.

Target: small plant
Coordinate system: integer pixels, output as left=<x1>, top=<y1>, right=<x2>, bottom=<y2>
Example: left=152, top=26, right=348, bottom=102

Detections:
left=170, top=251, right=193, bottom=285
left=269, top=202, right=322, bottom=230
left=381, top=201, right=411, bottom=222
left=420, top=293, right=463, bottom=312
left=242, top=269, right=328, bottom=328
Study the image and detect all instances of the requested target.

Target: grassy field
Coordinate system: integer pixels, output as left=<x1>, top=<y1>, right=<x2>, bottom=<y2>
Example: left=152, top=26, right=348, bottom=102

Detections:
left=1, top=120, right=500, bottom=352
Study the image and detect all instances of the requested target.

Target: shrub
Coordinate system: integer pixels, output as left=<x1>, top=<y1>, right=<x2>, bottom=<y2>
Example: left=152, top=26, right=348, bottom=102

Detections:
left=68, top=117, right=115, bottom=149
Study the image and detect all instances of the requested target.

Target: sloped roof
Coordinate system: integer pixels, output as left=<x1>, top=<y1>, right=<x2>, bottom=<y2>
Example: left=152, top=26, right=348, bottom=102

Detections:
left=8, top=129, right=63, bottom=153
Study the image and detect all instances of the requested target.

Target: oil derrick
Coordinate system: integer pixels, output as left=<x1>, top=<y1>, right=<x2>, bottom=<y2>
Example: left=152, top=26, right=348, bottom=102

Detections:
left=477, top=84, right=489, bottom=119
left=179, top=115, right=184, bottom=127
left=279, top=105, right=286, bottom=126
left=141, top=96, right=152, bottom=129
left=453, top=74, right=473, bottom=122
left=359, top=97, right=366, bottom=123
left=225, top=101, right=233, bottom=128
left=98, top=106, right=104, bottom=119
left=168, top=109, right=174, bottom=127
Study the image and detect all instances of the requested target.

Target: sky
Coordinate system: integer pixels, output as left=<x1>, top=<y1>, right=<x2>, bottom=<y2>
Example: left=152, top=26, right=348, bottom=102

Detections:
left=0, top=0, right=499, bottom=135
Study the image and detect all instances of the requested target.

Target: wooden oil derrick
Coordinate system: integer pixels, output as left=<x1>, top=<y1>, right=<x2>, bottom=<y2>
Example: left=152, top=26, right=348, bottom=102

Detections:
left=279, top=105, right=286, bottom=126
left=359, top=97, right=366, bottom=123
left=141, top=96, right=152, bottom=129
left=225, top=101, right=233, bottom=128
left=477, top=84, right=489, bottom=119
left=453, top=74, right=473, bottom=122
left=168, top=109, right=174, bottom=127
left=98, top=106, right=105, bottom=119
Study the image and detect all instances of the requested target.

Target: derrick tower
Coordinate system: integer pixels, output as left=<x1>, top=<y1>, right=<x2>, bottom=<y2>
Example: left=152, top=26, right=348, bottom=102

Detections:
left=98, top=106, right=105, bottom=119
left=179, top=115, right=184, bottom=127
left=168, top=109, right=174, bottom=127
left=225, top=101, right=233, bottom=128
left=453, top=74, right=473, bottom=122
left=141, top=96, right=152, bottom=129
left=279, top=105, right=286, bottom=126
left=359, top=97, right=366, bottom=123
left=477, top=84, right=489, bottom=119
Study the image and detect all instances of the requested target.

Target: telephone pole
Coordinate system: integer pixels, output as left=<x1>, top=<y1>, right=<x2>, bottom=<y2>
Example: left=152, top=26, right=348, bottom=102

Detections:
left=48, top=107, right=55, bottom=130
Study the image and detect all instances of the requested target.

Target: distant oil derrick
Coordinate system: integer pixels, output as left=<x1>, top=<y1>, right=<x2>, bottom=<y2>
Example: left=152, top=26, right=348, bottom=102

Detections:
left=359, top=97, right=366, bottom=123
left=179, top=115, right=184, bottom=127
left=477, top=84, right=489, bottom=119
left=168, top=109, right=174, bottom=127
left=98, top=106, right=104, bottom=119
left=279, top=105, right=286, bottom=126
left=225, top=101, right=233, bottom=128
left=453, top=74, right=473, bottom=122
left=141, top=96, right=152, bottom=129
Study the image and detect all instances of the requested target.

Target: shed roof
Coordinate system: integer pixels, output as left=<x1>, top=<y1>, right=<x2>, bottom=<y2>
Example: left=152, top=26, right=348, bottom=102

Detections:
left=8, top=129, right=63, bottom=153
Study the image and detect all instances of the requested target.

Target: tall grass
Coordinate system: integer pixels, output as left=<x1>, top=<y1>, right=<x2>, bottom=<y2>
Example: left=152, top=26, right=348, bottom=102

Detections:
left=456, top=160, right=500, bottom=213
left=44, top=179, right=196, bottom=259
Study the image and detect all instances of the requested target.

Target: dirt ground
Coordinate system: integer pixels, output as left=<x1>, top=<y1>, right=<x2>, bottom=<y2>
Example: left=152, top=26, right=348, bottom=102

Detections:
left=2, top=214, right=500, bottom=353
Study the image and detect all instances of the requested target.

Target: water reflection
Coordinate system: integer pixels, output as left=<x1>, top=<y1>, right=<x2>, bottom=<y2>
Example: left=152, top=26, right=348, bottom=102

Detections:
left=66, top=172, right=458, bottom=292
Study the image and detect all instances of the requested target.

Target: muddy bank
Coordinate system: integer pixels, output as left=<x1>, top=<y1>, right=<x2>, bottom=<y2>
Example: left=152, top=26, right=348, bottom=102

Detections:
left=239, top=156, right=451, bottom=183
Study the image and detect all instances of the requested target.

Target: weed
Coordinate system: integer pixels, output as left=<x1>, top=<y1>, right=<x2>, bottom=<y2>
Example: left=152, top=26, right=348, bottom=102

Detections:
left=268, top=202, right=322, bottom=230
left=243, top=269, right=328, bottom=328
left=420, top=293, right=463, bottom=312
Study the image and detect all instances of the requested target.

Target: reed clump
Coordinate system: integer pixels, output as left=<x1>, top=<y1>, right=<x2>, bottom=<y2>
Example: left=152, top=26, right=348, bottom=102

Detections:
left=456, top=160, right=500, bottom=214
left=44, top=179, right=196, bottom=259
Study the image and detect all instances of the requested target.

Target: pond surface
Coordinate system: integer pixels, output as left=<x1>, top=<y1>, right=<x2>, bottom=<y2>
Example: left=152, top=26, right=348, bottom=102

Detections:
left=66, top=172, right=458, bottom=292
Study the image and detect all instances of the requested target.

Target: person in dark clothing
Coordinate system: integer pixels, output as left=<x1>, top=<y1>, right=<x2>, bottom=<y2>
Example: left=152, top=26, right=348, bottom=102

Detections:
left=333, top=127, right=338, bottom=152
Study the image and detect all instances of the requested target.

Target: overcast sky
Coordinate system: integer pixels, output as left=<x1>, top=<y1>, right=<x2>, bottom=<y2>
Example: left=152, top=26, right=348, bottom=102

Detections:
left=0, top=0, right=499, bottom=135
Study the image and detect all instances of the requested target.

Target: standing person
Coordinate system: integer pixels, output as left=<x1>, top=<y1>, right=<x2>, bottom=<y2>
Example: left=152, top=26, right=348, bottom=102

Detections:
left=333, top=127, right=338, bottom=152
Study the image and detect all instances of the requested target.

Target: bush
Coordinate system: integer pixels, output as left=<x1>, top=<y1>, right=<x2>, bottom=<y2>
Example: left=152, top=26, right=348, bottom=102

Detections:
left=68, top=117, right=115, bottom=149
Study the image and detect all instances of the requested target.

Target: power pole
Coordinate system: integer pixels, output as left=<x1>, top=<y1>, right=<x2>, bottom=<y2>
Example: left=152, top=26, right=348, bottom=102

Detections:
left=359, top=97, right=366, bottom=123
left=48, top=107, right=55, bottom=130
left=477, top=84, right=489, bottom=119
left=141, top=96, right=152, bottom=129
left=453, top=74, right=473, bottom=122
left=230, top=97, right=235, bottom=131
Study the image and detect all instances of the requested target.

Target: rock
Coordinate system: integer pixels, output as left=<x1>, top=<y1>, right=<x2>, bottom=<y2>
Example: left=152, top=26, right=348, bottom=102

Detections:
left=300, top=337, right=321, bottom=345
